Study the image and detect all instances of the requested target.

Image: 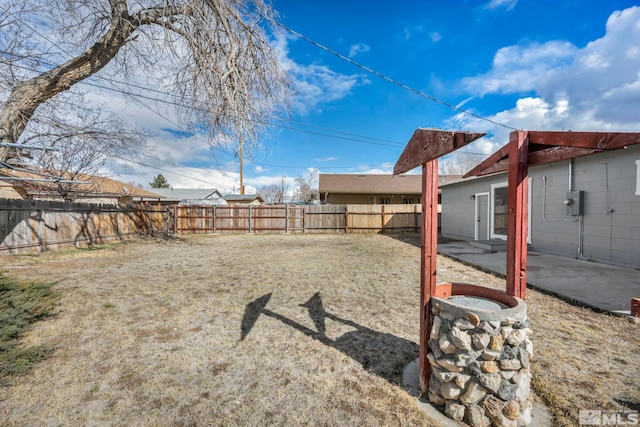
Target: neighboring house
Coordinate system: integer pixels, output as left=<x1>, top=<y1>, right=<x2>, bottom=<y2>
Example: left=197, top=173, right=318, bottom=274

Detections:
left=318, top=173, right=461, bottom=206
left=224, top=194, right=264, bottom=205
left=149, top=188, right=226, bottom=206
left=439, top=143, right=640, bottom=268
left=0, top=167, right=162, bottom=205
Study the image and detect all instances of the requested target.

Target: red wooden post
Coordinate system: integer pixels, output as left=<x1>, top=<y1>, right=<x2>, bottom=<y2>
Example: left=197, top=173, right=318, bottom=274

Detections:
left=420, top=159, right=439, bottom=392
left=506, top=130, right=529, bottom=300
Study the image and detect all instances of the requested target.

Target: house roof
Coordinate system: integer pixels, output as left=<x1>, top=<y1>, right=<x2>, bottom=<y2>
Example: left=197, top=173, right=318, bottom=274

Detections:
left=319, top=174, right=461, bottom=194
left=0, top=167, right=163, bottom=199
left=224, top=194, right=264, bottom=202
left=149, top=188, right=222, bottom=201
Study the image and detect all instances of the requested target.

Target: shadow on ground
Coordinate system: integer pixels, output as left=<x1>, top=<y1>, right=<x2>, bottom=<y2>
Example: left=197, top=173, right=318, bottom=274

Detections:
left=241, top=292, right=418, bottom=384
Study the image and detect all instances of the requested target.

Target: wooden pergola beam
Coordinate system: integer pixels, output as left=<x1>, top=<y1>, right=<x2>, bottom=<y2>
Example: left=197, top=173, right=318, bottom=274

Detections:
left=466, top=146, right=602, bottom=177
left=394, top=129, right=485, bottom=175
left=527, top=131, right=640, bottom=150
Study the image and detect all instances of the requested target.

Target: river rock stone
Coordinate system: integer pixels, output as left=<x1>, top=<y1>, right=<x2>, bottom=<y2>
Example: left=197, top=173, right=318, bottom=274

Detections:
left=455, top=317, right=476, bottom=330
left=473, top=333, right=491, bottom=350
left=507, top=329, right=528, bottom=347
left=445, top=401, right=466, bottom=422
left=478, top=373, right=502, bottom=393
left=451, top=326, right=472, bottom=351
left=497, top=381, right=518, bottom=401
left=439, top=335, right=458, bottom=355
left=460, top=382, right=487, bottom=405
left=500, top=370, right=517, bottom=380
left=518, top=346, right=530, bottom=369
left=524, top=338, right=534, bottom=359
left=482, top=361, right=500, bottom=373
left=502, top=318, right=516, bottom=326
left=467, top=404, right=491, bottom=427
left=430, top=316, right=442, bottom=338
left=481, top=349, right=502, bottom=361
left=478, top=321, right=497, bottom=335
left=513, top=370, right=532, bottom=402
left=455, top=373, right=471, bottom=389
left=433, top=367, right=456, bottom=383
left=465, top=313, right=481, bottom=327
left=438, top=357, right=463, bottom=373
left=428, top=391, right=445, bottom=406
left=441, top=381, right=462, bottom=400
left=501, top=326, right=513, bottom=340
left=503, top=400, right=520, bottom=420
left=500, top=345, right=519, bottom=360
left=500, top=358, right=522, bottom=371
left=489, top=334, right=504, bottom=351
left=483, top=394, right=506, bottom=420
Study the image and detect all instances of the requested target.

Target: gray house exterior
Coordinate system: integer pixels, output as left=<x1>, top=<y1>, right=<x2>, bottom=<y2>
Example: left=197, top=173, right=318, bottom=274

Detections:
left=440, top=143, right=640, bottom=268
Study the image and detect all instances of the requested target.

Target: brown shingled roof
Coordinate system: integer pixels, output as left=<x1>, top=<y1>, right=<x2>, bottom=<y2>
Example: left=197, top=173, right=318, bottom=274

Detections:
left=319, top=174, right=461, bottom=194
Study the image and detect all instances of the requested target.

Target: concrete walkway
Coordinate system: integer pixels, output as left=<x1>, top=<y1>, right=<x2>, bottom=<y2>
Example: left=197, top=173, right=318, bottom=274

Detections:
left=438, top=241, right=640, bottom=316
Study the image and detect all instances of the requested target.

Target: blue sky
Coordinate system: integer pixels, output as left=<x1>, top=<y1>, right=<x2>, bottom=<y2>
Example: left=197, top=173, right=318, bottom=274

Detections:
left=98, top=0, right=640, bottom=195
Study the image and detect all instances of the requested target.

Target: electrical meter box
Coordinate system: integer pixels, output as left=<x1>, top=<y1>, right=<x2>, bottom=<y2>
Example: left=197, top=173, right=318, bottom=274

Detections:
left=565, top=191, right=584, bottom=216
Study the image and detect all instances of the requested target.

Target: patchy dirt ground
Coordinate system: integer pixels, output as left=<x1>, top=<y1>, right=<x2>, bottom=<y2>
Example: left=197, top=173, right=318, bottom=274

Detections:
left=0, top=233, right=638, bottom=426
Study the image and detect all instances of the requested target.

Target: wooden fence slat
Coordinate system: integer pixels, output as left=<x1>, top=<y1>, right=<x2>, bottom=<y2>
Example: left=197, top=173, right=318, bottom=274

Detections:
left=0, top=199, right=167, bottom=254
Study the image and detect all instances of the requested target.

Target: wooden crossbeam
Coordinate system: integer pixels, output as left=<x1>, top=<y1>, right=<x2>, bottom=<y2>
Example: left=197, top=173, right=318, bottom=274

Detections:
left=394, top=129, right=485, bottom=175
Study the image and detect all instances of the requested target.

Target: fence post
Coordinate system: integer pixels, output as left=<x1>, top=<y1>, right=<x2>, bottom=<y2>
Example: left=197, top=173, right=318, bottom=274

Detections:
left=248, top=205, right=252, bottom=233
left=345, top=205, right=349, bottom=234
left=303, top=206, right=307, bottom=233
left=285, top=204, right=289, bottom=233
left=381, top=204, right=386, bottom=233
left=212, top=205, right=216, bottom=234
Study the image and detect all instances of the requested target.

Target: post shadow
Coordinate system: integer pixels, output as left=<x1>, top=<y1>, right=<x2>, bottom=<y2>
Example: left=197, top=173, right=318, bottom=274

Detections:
left=241, top=291, right=418, bottom=385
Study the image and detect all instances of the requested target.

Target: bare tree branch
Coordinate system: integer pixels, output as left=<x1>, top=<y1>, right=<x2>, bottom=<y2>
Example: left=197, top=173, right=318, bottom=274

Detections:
left=0, top=0, right=291, bottom=162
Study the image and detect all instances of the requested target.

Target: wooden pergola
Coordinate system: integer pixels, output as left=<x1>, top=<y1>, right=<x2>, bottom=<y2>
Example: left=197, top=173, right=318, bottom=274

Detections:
left=394, top=128, right=640, bottom=392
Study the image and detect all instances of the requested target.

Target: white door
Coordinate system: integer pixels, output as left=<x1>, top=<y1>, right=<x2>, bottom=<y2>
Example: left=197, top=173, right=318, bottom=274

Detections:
left=475, top=193, right=489, bottom=241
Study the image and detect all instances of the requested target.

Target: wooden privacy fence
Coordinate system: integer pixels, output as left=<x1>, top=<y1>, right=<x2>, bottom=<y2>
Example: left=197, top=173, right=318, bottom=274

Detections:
left=174, top=204, right=423, bottom=234
left=0, top=199, right=166, bottom=254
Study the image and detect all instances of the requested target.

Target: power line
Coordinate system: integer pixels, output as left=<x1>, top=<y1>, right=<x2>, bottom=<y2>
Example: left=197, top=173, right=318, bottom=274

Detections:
left=234, top=0, right=516, bottom=131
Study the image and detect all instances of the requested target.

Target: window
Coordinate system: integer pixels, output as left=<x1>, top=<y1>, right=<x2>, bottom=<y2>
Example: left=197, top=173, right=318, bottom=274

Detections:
left=636, top=160, right=640, bottom=196
left=379, top=198, right=390, bottom=204
left=489, top=180, right=532, bottom=243
left=403, top=198, right=414, bottom=204
left=491, top=184, right=508, bottom=238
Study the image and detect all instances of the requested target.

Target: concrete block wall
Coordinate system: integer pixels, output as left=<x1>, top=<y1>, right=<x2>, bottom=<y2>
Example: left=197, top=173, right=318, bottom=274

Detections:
left=440, top=144, right=640, bottom=268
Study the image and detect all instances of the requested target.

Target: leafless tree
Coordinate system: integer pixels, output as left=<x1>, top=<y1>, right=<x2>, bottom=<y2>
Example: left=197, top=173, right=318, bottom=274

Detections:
left=19, top=103, right=144, bottom=201
left=0, top=0, right=291, bottom=162
left=439, top=151, right=483, bottom=176
left=293, top=169, right=318, bottom=204
left=260, top=176, right=288, bottom=204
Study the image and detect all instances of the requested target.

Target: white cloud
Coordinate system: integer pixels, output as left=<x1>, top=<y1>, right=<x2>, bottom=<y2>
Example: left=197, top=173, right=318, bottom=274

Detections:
left=462, top=41, right=577, bottom=96
left=455, top=6, right=640, bottom=140
left=314, top=156, right=338, bottom=162
left=272, top=32, right=370, bottom=114
left=482, top=0, right=518, bottom=12
left=348, top=43, right=370, bottom=58
left=430, top=32, right=442, bottom=43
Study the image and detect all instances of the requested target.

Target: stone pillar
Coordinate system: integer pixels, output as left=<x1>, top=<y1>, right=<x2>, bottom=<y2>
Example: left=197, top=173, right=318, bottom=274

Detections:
left=427, top=295, right=533, bottom=427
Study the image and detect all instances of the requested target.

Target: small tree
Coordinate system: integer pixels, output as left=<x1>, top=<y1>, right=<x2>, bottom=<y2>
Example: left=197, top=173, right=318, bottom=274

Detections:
left=260, top=177, right=288, bottom=204
left=293, top=169, right=319, bottom=204
left=150, top=174, right=171, bottom=189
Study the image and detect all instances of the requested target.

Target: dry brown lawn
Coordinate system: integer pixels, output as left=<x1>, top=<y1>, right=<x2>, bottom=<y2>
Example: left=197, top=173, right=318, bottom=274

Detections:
left=0, top=233, right=638, bottom=426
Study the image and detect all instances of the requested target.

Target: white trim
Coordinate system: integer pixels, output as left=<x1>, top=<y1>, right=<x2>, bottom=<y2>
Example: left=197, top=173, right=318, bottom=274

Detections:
left=489, top=180, right=532, bottom=243
left=636, top=160, right=640, bottom=196
left=474, top=192, right=490, bottom=241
